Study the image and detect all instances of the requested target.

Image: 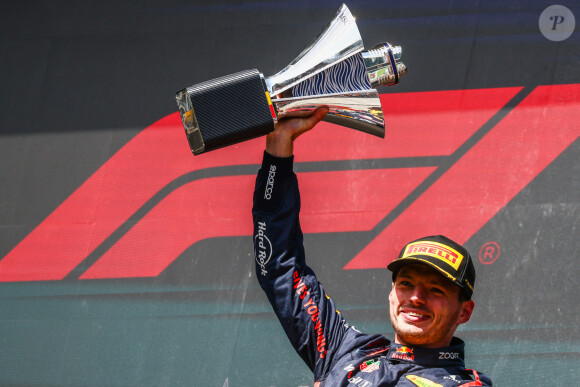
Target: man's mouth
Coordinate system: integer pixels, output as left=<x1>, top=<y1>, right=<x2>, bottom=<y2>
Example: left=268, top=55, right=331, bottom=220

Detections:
left=400, top=308, right=431, bottom=323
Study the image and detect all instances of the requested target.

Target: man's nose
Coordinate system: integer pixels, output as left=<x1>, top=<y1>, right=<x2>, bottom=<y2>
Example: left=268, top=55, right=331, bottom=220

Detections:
left=409, top=285, right=426, bottom=305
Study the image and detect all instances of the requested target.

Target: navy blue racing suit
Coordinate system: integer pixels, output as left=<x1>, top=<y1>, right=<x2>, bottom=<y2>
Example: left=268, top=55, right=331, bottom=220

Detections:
left=252, top=152, right=492, bottom=386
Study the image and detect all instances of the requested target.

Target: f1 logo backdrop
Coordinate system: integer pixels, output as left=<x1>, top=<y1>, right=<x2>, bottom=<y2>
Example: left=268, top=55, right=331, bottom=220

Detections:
left=1, top=84, right=577, bottom=282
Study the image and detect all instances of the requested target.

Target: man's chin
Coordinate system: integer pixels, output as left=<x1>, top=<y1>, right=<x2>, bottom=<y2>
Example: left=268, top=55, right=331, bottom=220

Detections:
left=395, top=322, right=431, bottom=344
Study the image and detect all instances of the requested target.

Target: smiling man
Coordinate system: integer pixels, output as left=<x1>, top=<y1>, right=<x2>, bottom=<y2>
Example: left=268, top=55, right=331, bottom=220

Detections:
left=387, top=235, right=476, bottom=350
left=252, top=108, right=492, bottom=386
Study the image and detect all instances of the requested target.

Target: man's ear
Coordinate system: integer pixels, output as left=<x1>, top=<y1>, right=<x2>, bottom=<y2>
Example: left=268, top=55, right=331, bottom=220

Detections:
left=457, top=300, right=475, bottom=325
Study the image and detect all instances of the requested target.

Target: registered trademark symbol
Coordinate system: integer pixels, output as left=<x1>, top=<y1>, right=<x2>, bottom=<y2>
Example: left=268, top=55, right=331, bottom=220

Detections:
left=479, top=241, right=500, bottom=264
left=539, top=5, right=576, bottom=41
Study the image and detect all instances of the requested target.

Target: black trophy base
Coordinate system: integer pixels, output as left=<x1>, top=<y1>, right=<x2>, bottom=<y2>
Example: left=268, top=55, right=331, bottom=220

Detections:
left=176, top=69, right=275, bottom=155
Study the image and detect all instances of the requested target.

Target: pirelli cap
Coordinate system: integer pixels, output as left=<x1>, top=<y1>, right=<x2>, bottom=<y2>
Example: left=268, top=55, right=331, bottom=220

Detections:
left=387, top=235, right=476, bottom=300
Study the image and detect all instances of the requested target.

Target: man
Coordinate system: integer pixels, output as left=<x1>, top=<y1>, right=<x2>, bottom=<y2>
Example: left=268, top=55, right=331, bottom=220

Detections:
left=252, top=107, right=492, bottom=386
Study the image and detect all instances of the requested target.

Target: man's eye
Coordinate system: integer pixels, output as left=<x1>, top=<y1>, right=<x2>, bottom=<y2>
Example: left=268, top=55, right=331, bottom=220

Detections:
left=399, top=281, right=413, bottom=287
left=431, top=287, right=445, bottom=294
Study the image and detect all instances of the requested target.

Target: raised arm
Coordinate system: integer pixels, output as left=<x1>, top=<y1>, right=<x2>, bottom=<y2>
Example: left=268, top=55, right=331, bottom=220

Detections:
left=252, top=107, right=377, bottom=381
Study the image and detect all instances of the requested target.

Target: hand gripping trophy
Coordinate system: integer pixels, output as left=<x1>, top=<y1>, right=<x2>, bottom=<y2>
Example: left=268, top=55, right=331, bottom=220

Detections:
left=176, top=4, right=407, bottom=156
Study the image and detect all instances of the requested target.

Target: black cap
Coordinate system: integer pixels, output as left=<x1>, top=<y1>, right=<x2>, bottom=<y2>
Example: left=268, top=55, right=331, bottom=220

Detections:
left=387, top=235, right=476, bottom=300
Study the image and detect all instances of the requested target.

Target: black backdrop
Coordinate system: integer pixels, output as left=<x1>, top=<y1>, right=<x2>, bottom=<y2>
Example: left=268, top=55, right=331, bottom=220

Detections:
left=1, top=1, right=578, bottom=385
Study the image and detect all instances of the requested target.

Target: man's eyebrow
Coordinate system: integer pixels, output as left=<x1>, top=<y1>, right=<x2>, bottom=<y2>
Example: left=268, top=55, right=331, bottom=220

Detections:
left=398, top=270, right=452, bottom=288
left=396, top=272, right=413, bottom=280
left=429, top=279, right=452, bottom=288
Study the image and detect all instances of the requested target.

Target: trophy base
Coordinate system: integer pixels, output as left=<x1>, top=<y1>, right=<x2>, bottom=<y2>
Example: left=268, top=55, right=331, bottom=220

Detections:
left=176, top=69, right=276, bottom=155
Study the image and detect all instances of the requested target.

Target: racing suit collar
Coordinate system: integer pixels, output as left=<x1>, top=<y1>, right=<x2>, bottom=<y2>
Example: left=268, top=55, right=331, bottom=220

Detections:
left=387, top=337, right=466, bottom=368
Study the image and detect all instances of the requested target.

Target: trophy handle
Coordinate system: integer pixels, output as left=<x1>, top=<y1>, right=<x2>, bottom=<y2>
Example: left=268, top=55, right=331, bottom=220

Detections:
left=273, top=90, right=385, bottom=138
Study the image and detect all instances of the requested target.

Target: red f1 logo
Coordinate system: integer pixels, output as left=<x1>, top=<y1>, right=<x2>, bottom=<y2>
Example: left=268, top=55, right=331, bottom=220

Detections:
left=0, top=84, right=578, bottom=281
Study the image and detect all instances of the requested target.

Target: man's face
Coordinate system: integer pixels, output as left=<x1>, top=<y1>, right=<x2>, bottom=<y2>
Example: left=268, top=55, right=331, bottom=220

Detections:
left=388, top=263, right=474, bottom=348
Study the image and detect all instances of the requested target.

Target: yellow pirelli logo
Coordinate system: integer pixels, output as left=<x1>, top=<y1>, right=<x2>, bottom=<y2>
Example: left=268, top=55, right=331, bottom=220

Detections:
left=402, top=241, right=464, bottom=271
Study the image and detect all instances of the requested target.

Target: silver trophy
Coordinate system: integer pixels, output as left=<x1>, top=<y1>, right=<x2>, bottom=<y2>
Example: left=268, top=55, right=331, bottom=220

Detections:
left=176, top=4, right=407, bottom=156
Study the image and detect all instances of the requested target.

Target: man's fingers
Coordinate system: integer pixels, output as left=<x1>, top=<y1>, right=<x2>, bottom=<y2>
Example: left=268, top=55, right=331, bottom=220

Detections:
left=303, top=106, right=329, bottom=128
left=266, top=106, right=329, bottom=157
left=279, top=106, right=330, bottom=119
left=291, top=106, right=329, bottom=138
